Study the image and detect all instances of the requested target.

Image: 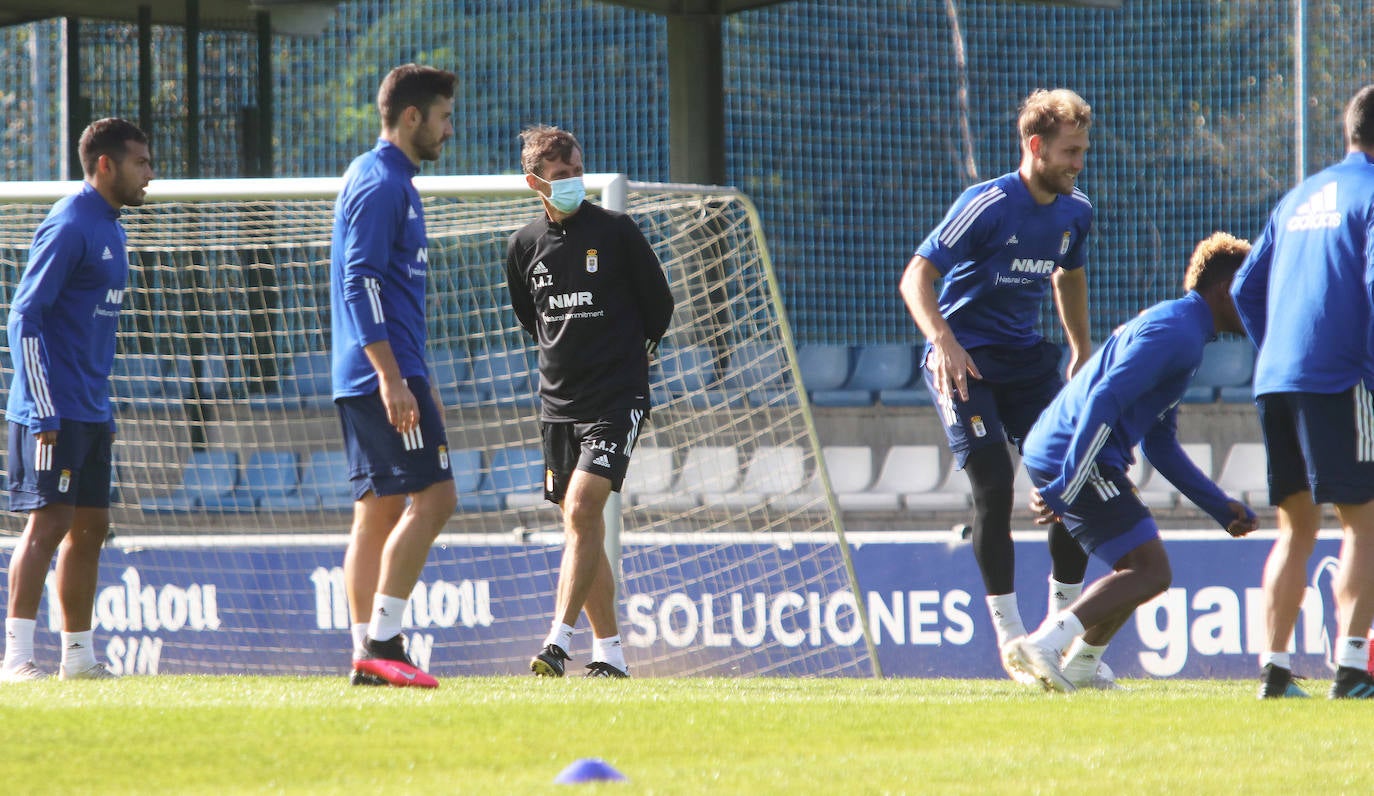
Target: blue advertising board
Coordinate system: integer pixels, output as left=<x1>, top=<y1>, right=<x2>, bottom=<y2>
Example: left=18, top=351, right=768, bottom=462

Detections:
left=0, top=530, right=1354, bottom=680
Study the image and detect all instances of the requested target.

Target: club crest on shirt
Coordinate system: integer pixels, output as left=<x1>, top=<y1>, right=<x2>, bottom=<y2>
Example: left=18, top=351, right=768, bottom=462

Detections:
left=585, top=249, right=599, bottom=274
left=1059, top=231, right=1071, bottom=256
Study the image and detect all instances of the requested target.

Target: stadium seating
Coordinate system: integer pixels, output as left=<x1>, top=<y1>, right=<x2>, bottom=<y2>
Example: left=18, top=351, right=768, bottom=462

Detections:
left=832, top=445, right=937, bottom=512
left=472, top=349, right=539, bottom=408
left=796, top=344, right=851, bottom=397
left=1133, top=443, right=1215, bottom=510
left=248, top=352, right=333, bottom=411
left=257, top=450, right=354, bottom=512
left=1215, top=442, right=1268, bottom=505
left=902, top=453, right=973, bottom=513
left=622, top=446, right=675, bottom=504
left=653, top=344, right=740, bottom=409
left=452, top=448, right=504, bottom=513
left=223, top=450, right=302, bottom=511
left=700, top=445, right=807, bottom=509
left=111, top=354, right=188, bottom=411
left=140, top=450, right=241, bottom=512
left=1181, top=339, right=1255, bottom=403
left=489, top=446, right=545, bottom=509
left=769, top=445, right=874, bottom=511
left=728, top=341, right=795, bottom=407
left=430, top=347, right=482, bottom=406
left=811, top=344, right=917, bottom=407
left=633, top=445, right=740, bottom=510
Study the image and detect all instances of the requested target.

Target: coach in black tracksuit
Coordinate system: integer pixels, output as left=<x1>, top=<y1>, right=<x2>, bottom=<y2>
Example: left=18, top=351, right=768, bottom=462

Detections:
left=505, top=125, right=674, bottom=680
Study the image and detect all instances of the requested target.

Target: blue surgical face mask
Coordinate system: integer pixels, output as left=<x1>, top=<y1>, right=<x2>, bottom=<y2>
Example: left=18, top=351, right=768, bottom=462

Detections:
left=535, top=174, right=585, bottom=213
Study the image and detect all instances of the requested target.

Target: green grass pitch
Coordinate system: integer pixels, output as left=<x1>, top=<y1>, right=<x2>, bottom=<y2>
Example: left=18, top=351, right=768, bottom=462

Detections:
left=1, top=676, right=1365, bottom=794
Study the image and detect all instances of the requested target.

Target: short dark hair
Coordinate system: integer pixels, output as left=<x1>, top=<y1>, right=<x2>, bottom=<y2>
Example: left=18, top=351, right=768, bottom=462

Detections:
left=376, top=64, right=457, bottom=129
left=1183, top=231, right=1250, bottom=293
left=519, top=124, right=582, bottom=177
left=1345, top=84, right=1374, bottom=149
left=78, top=118, right=148, bottom=178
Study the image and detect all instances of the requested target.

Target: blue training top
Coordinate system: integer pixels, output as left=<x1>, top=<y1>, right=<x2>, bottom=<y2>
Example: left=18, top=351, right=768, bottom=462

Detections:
left=915, top=170, right=1092, bottom=352
left=5, top=183, right=128, bottom=432
left=1021, top=291, right=1236, bottom=528
left=330, top=139, right=431, bottom=398
left=1231, top=151, right=1374, bottom=396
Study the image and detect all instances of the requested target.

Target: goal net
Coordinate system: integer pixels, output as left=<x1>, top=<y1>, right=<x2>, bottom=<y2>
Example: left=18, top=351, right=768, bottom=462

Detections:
left=0, top=176, right=877, bottom=678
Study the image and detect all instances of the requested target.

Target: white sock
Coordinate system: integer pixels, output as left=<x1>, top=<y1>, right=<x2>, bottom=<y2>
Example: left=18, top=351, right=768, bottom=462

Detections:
left=368, top=593, right=408, bottom=642
left=1048, top=578, right=1083, bottom=615
left=351, top=623, right=369, bottom=659
left=1061, top=638, right=1108, bottom=683
left=61, top=630, right=98, bottom=672
left=544, top=622, right=575, bottom=653
left=592, top=635, right=627, bottom=671
left=1028, top=609, right=1085, bottom=653
left=985, top=594, right=1026, bottom=647
left=1260, top=651, right=1291, bottom=670
left=3, top=618, right=37, bottom=670
left=1334, top=635, right=1369, bottom=670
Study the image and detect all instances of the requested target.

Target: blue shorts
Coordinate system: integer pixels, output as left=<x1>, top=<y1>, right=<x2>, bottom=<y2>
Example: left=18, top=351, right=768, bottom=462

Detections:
left=925, top=341, right=1064, bottom=467
left=336, top=376, right=453, bottom=499
left=1257, top=386, right=1374, bottom=505
left=541, top=408, right=647, bottom=503
left=1026, top=462, right=1158, bottom=566
left=7, top=420, right=113, bottom=511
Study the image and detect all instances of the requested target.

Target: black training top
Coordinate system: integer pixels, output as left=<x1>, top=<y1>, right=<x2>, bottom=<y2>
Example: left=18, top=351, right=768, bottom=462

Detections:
left=505, top=200, right=675, bottom=421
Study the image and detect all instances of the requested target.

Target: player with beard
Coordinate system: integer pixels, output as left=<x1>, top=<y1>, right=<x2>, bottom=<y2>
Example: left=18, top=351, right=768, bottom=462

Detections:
left=2, top=118, right=153, bottom=681
left=898, top=88, right=1103, bottom=686
left=331, top=64, right=457, bottom=688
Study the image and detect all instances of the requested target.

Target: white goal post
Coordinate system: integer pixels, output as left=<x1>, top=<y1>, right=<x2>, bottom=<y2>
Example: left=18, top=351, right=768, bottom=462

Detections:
left=0, top=175, right=880, bottom=678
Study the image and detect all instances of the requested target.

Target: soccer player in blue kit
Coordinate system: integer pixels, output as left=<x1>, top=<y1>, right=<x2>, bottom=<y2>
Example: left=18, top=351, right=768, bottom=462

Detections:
left=899, top=88, right=1097, bottom=683
left=1006, top=232, right=1259, bottom=692
left=1, top=118, right=152, bottom=681
left=1232, top=84, right=1374, bottom=700
left=331, top=64, right=457, bottom=688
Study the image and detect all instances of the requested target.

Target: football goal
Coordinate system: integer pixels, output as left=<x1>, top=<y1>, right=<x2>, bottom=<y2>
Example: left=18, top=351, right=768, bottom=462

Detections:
left=0, top=175, right=879, bottom=678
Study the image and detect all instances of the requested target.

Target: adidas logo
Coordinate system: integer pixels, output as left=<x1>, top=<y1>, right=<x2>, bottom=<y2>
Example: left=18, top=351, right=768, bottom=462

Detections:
left=1005, top=234, right=1019, bottom=246
left=101, top=246, right=114, bottom=260
left=1052, top=591, right=1066, bottom=600
left=1286, top=181, right=1341, bottom=231
left=407, top=206, right=418, bottom=220
left=532, top=262, right=548, bottom=275
left=1352, top=639, right=1367, bottom=650
left=592, top=454, right=610, bottom=467
left=67, top=642, right=83, bottom=649
left=377, top=607, right=390, bottom=616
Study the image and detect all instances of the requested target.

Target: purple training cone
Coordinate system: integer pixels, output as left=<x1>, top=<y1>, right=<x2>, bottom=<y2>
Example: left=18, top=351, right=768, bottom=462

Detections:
left=554, top=758, right=628, bottom=784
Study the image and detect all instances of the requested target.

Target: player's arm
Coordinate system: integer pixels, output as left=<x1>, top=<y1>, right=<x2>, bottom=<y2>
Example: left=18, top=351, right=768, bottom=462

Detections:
left=1051, top=266, right=1091, bottom=378
left=1230, top=218, right=1275, bottom=348
left=10, top=221, right=85, bottom=437
left=1141, top=409, right=1256, bottom=536
left=899, top=254, right=979, bottom=402
left=339, top=181, right=417, bottom=433
left=622, top=215, right=675, bottom=354
left=503, top=236, right=539, bottom=339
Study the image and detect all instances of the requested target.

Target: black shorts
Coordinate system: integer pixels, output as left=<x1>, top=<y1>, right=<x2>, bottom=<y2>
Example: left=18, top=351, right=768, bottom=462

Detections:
left=540, top=408, right=647, bottom=503
left=1258, top=385, right=1374, bottom=505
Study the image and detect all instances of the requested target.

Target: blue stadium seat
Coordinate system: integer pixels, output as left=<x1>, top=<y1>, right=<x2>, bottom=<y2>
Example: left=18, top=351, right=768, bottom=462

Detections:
left=728, top=341, right=795, bottom=407
left=225, top=451, right=301, bottom=511
left=282, top=352, right=334, bottom=411
left=472, top=349, right=539, bottom=408
left=1182, top=339, right=1255, bottom=404
left=654, top=344, right=742, bottom=409
left=430, top=347, right=483, bottom=407
left=796, top=344, right=851, bottom=395
left=811, top=344, right=916, bottom=407
left=489, top=446, right=544, bottom=508
left=111, top=355, right=187, bottom=411
left=452, top=448, right=504, bottom=512
left=140, top=450, right=240, bottom=512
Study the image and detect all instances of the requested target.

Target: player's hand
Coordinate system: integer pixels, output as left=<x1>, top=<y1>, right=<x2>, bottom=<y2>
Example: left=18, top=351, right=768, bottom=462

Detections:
left=926, top=335, right=981, bottom=403
left=379, top=376, right=419, bottom=435
left=1029, top=487, right=1060, bottom=526
left=1224, top=500, right=1258, bottom=538
left=35, top=429, right=57, bottom=446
